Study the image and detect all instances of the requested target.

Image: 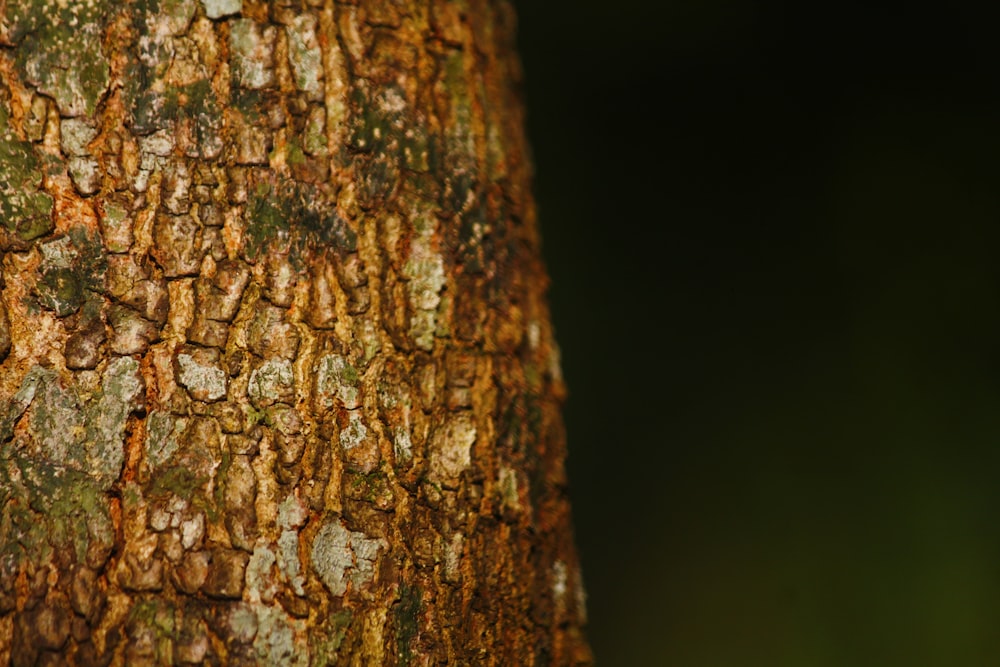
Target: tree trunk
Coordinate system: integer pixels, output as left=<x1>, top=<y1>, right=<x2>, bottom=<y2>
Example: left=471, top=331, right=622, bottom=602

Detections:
left=0, top=0, right=589, bottom=664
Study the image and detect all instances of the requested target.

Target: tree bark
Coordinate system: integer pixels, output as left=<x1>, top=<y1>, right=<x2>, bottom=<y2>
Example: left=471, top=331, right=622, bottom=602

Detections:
left=0, top=0, right=589, bottom=664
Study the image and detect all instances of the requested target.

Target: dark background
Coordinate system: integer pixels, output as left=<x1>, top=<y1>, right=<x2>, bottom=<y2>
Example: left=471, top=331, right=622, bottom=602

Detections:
left=511, top=1, right=1000, bottom=664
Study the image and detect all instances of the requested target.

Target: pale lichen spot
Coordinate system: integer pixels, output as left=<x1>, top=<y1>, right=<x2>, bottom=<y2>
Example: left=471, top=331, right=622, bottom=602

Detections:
left=86, top=356, right=144, bottom=488
left=286, top=14, right=322, bottom=97
left=548, top=339, right=565, bottom=385
left=21, top=359, right=132, bottom=483
left=444, top=532, right=463, bottom=582
left=339, top=410, right=367, bottom=451
left=429, top=412, right=476, bottom=487
left=253, top=603, right=306, bottom=666
left=180, top=512, right=205, bottom=549
left=406, top=241, right=445, bottom=310
left=380, top=87, right=407, bottom=115
left=68, top=156, right=101, bottom=195
left=245, top=542, right=278, bottom=604
left=201, top=0, right=241, bottom=19
left=277, top=492, right=308, bottom=531
left=278, top=529, right=306, bottom=596
left=247, top=358, right=294, bottom=407
left=139, top=130, right=175, bottom=157
left=245, top=541, right=306, bottom=662
left=527, top=320, right=541, bottom=351
left=310, top=519, right=385, bottom=597
left=226, top=604, right=258, bottom=645
left=59, top=117, right=98, bottom=157
left=403, top=211, right=446, bottom=351
left=552, top=560, right=568, bottom=611
left=391, top=426, right=412, bottom=463
left=145, top=411, right=186, bottom=468
left=28, top=367, right=83, bottom=466
left=176, top=353, right=227, bottom=401
left=230, top=19, right=275, bottom=90
left=150, top=0, right=197, bottom=37
left=498, top=465, right=520, bottom=512
left=314, top=354, right=360, bottom=410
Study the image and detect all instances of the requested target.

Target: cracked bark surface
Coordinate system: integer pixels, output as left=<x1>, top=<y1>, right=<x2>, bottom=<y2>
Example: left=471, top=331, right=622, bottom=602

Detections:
left=0, top=0, right=590, bottom=664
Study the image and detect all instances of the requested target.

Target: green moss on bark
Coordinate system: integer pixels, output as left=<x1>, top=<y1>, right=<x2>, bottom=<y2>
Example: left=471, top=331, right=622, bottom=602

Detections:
left=8, top=0, right=112, bottom=118
left=0, top=101, right=53, bottom=241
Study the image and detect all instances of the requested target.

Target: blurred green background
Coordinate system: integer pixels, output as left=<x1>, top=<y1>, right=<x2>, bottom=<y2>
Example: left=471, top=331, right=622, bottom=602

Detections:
left=511, top=0, right=1000, bottom=664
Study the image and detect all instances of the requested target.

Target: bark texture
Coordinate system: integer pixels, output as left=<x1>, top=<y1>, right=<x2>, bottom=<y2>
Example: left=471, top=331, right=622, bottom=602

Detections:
left=0, top=0, right=590, bottom=664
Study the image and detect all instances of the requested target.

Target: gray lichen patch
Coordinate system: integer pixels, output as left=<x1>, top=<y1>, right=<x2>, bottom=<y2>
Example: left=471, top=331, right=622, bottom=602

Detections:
left=241, top=541, right=307, bottom=664
left=310, top=518, right=385, bottom=597
left=246, top=543, right=278, bottom=604
left=139, top=130, right=175, bottom=158
left=176, top=352, right=227, bottom=401
left=277, top=529, right=306, bottom=596
left=38, top=235, right=76, bottom=267
left=27, top=367, right=83, bottom=466
left=403, top=209, right=446, bottom=351
left=339, top=410, right=368, bottom=453
left=247, top=358, right=295, bottom=407
left=201, top=0, right=241, bottom=20
left=428, top=412, right=476, bottom=488
left=253, top=604, right=306, bottom=667
left=314, top=354, right=360, bottom=411
left=277, top=492, right=307, bottom=531
left=59, top=118, right=98, bottom=156
left=230, top=19, right=276, bottom=90
left=145, top=411, right=186, bottom=469
left=85, top=357, right=145, bottom=488
left=285, top=15, right=323, bottom=98
left=16, top=359, right=141, bottom=489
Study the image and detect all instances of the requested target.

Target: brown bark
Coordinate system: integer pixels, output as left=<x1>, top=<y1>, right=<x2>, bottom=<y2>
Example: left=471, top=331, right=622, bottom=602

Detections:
left=0, top=0, right=589, bottom=664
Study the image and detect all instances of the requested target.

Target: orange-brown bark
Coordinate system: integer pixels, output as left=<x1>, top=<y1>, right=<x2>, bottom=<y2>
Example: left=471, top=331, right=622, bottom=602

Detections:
left=0, top=1, right=589, bottom=664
